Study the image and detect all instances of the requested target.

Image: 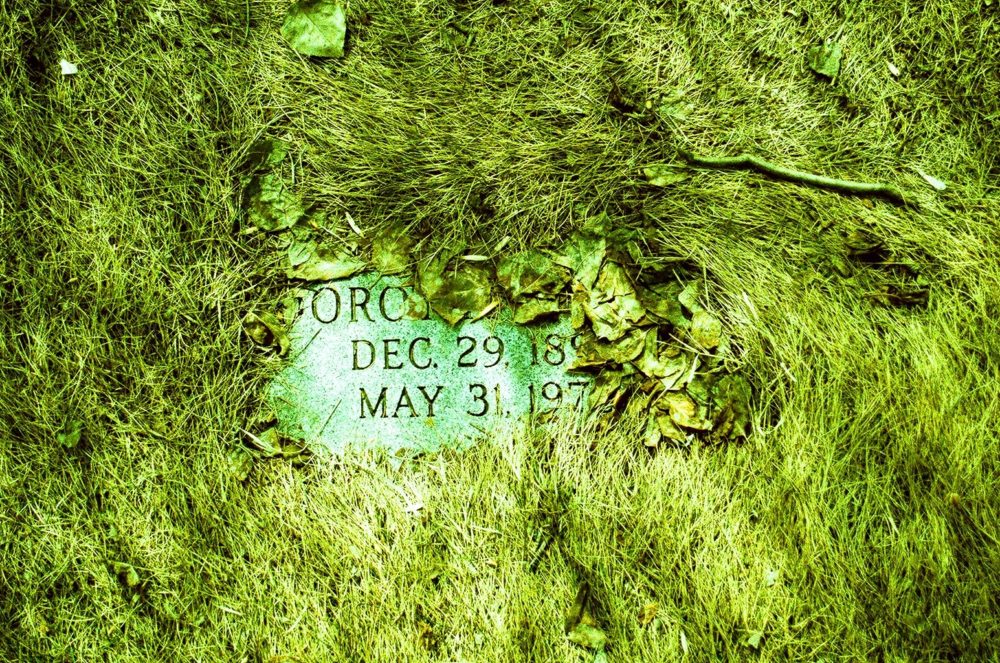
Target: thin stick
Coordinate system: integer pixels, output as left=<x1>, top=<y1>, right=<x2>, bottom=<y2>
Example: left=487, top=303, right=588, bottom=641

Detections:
left=679, top=149, right=910, bottom=206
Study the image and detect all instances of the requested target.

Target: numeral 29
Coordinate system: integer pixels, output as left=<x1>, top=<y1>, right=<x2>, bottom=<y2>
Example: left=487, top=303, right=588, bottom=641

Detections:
left=457, top=335, right=505, bottom=368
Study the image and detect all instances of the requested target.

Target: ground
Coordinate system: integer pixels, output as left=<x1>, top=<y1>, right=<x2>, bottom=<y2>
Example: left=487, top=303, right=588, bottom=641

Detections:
left=1, top=0, right=998, bottom=660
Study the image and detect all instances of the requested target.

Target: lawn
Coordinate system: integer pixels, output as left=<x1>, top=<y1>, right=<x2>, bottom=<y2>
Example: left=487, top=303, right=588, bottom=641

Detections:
left=1, top=0, right=998, bottom=660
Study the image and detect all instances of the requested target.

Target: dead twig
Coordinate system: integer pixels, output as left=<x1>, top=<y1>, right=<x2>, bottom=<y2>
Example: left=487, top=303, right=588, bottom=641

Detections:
left=679, top=149, right=911, bottom=206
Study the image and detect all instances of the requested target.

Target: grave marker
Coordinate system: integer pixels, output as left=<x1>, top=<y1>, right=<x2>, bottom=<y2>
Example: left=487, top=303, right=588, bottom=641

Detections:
left=269, top=272, right=591, bottom=454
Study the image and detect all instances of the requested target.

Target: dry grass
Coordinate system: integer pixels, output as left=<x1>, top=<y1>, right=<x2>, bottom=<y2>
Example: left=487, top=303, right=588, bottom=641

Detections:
left=1, top=0, right=998, bottom=660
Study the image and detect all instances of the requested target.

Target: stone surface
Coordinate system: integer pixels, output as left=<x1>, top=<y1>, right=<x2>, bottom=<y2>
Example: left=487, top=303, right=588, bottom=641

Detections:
left=269, top=273, right=592, bottom=454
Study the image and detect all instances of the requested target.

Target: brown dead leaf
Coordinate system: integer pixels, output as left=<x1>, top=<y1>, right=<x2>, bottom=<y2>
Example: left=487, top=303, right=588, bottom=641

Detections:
left=638, top=602, right=659, bottom=626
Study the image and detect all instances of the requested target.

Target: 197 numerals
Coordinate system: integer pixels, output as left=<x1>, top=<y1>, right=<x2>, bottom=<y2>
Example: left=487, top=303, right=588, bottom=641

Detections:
left=528, top=381, right=589, bottom=414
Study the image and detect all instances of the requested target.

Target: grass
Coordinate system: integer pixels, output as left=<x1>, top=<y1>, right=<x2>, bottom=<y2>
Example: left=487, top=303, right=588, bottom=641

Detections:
left=1, top=0, right=998, bottom=660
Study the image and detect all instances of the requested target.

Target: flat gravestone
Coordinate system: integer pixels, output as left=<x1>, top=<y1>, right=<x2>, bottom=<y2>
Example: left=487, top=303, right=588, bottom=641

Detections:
left=269, top=273, right=592, bottom=454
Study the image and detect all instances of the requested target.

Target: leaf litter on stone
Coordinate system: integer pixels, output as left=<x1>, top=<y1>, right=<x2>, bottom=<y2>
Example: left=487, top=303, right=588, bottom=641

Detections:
left=286, top=246, right=366, bottom=282
left=513, top=296, right=562, bottom=324
left=497, top=250, right=570, bottom=299
left=431, top=265, right=492, bottom=325
left=371, top=221, right=415, bottom=275
left=281, top=0, right=347, bottom=58
left=418, top=252, right=491, bottom=325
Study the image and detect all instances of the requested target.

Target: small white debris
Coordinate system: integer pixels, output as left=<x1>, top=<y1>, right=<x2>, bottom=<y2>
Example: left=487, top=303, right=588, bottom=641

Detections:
left=887, top=61, right=900, bottom=77
left=59, top=59, right=78, bottom=76
left=916, top=167, right=947, bottom=191
left=403, top=501, right=424, bottom=514
left=345, top=210, right=363, bottom=236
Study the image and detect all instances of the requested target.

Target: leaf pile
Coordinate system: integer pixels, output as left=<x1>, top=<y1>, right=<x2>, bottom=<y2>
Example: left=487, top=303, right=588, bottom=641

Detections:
left=493, top=214, right=753, bottom=447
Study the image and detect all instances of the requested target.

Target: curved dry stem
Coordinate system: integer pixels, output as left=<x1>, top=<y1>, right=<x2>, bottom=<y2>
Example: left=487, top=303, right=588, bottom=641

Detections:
left=679, top=149, right=910, bottom=206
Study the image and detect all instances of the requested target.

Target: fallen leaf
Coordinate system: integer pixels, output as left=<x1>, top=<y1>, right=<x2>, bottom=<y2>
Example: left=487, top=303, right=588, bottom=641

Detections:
left=281, top=0, right=347, bottom=58
left=421, top=260, right=492, bottom=326
left=287, top=238, right=317, bottom=267
left=57, top=419, right=84, bottom=449
left=228, top=447, right=254, bottom=481
left=570, top=285, right=588, bottom=329
left=657, top=92, right=695, bottom=122
left=555, top=231, right=606, bottom=290
left=764, top=568, right=780, bottom=587
left=469, top=300, right=500, bottom=323
left=745, top=630, right=763, bottom=649
left=244, top=427, right=283, bottom=456
left=570, top=331, right=608, bottom=370
left=371, top=222, right=415, bottom=275
left=416, top=621, right=436, bottom=650
left=584, top=262, right=646, bottom=341
left=637, top=282, right=687, bottom=328
left=243, top=312, right=292, bottom=355
left=643, top=164, right=689, bottom=187
left=659, top=391, right=712, bottom=430
left=513, top=297, right=562, bottom=324
left=709, top=374, right=753, bottom=441
left=244, top=174, right=306, bottom=232
left=690, top=310, right=723, bottom=349
left=632, top=330, right=693, bottom=389
left=677, top=279, right=703, bottom=313
left=115, top=563, right=141, bottom=589
left=807, top=41, right=843, bottom=78
left=568, top=624, right=607, bottom=651
left=345, top=210, right=363, bottom=236
left=593, top=328, right=646, bottom=364
left=243, top=138, right=289, bottom=173
left=588, top=368, right=631, bottom=410
left=643, top=414, right=662, bottom=448
left=286, top=246, right=366, bottom=282
left=59, top=59, right=78, bottom=75
left=638, top=602, right=659, bottom=626
left=656, top=414, right=688, bottom=443
left=497, top=250, right=571, bottom=299
left=565, top=584, right=590, bottom=632
left=245, top=427, right=310, bottom=460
